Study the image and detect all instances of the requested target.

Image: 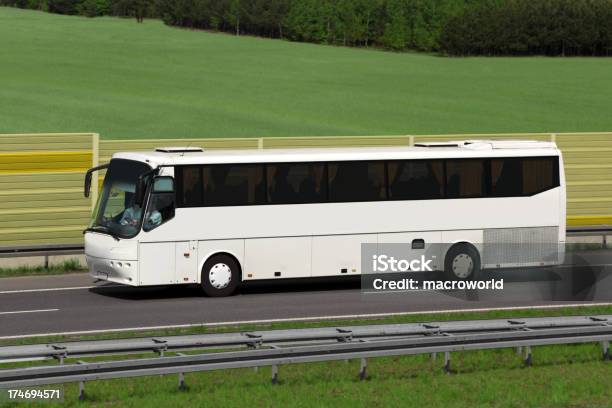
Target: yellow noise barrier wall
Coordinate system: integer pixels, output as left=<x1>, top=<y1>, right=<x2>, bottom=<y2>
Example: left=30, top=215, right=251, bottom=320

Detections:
left=1, top=132, right=611, bottom=248
left=0, top=133, right=96, bottom=248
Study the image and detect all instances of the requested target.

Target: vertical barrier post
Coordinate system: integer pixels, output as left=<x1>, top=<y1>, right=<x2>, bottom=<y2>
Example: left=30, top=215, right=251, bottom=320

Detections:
left=444, top=352, right=451, bottom=373
left=78, top=381, right=85, bottom=401
left=271, top=365, right=278, bottom=384
left=602, top=341, right=610, bottom=361
left=524, top=346, right=532, bottom=367
left=359, top=358, right=367, bottom=380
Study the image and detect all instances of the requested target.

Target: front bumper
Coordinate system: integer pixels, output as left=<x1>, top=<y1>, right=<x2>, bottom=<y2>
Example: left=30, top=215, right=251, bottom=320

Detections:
left=87, top=254, right=138, bottom=286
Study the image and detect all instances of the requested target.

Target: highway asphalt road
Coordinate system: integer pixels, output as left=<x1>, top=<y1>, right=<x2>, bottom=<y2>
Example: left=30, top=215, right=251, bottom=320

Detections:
left=1, top=250, right=611, bottom=338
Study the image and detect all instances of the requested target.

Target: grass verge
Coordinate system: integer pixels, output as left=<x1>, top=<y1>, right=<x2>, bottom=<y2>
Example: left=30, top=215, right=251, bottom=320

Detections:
left=0, top=259, right=86, bottom=278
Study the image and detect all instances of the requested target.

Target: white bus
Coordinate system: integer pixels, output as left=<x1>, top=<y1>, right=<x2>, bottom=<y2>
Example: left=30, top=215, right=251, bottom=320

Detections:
left=83, top=140, right=565, bottom=296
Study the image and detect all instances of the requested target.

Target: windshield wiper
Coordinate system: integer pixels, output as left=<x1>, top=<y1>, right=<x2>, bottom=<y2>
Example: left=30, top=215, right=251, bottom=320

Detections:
left=83, top=226, right=120, bottom=241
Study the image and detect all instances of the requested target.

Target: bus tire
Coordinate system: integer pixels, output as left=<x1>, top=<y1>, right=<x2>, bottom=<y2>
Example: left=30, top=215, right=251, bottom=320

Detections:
left=444, top=243, right=480, bottom=281
left=201, top=254, right=240, bottom=297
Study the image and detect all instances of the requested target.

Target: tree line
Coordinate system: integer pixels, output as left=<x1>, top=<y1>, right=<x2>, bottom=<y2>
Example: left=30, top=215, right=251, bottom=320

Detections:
left=147, top=0, right=472, bottom=52
left=3, top=0, right=612, bottom=56
left=441, top=0, right=612, bottom=56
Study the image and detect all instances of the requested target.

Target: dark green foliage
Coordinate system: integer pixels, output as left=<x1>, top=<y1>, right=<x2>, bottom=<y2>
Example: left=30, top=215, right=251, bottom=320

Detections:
left=0, top=0, right=150, bottom=19
left=441, top=0, right=612, bottom=56
left=77, top=0, right=110, bottom=16
left=0, top=0, right=46, bottom=9
left=46, top=0, right=79, bottom=14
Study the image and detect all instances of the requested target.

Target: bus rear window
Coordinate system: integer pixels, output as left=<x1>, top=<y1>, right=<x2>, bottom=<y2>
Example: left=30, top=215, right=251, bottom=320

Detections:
left=491, top=157, right=559, bottom=197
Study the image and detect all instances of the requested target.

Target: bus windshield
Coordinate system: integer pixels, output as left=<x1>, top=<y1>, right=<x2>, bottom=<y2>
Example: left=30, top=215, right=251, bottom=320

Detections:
left=88, top=159, right=152, bottom=239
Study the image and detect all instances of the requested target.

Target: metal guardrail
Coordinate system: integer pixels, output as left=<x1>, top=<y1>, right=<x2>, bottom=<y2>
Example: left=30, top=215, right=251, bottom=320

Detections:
left=0, top=226, right=610, bottom=263
left=0, top=244, right=85, bottom=269
left=1, top=316, right=611, bottom=398
left=0, top=244, right=84, bottom=257
left=567, top=226, right=612, bottom=247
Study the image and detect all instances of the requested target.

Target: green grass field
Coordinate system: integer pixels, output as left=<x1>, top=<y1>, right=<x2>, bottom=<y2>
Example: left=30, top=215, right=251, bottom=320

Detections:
left=2, top=7, right=612, bottom=140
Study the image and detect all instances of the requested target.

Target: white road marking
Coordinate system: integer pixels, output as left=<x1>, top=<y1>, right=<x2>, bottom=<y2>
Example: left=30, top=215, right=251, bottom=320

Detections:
left=1, top=302, right=611, bottom=340
left=0, top=285, right=120, bottom=294
left=0, top=309, right=59, bottom=316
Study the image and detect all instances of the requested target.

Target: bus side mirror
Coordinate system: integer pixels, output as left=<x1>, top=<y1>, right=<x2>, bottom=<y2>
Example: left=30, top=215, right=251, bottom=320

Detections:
left=84, top=163, right=109, bottom=198
left=84, top=172, right=92, bottom=198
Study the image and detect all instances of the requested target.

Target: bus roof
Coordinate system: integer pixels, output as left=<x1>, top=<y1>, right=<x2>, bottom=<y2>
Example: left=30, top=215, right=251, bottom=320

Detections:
left=112, top=140, right=560, bottom=167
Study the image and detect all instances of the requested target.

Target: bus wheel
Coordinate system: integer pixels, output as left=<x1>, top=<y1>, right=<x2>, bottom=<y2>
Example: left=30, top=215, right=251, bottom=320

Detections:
left=444, top=244, right=480, bottom=281
left=201, top=254, right=240, bottom=297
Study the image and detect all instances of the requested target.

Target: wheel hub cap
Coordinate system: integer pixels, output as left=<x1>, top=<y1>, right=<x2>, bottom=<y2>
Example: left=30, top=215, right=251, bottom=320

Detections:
left=452, top=254, right=473, bottom=279
left=209, top=263, right=232, bottom=289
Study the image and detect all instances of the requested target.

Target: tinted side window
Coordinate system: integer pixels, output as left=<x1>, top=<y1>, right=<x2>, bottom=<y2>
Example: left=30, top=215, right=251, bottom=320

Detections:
left=328, top=161, right=386, bottom=202
left=388, top=160, right=444, bottom=200
left=446, top=159, right=485, bottom=198
left=203, top=164, right=265, bottom=206
left=522, top=157, right=559, bottom=195
left=267, top=163, right=327, bottom=204
left=491, top=157, right=559, bottom=197
left=176, top=166, right=203, bottom=207
left=491, top=158, right=523, bottom=197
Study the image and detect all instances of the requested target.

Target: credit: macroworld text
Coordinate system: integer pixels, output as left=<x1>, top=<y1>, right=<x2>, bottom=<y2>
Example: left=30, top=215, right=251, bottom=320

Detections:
left=371, top=278, right=505, bottom=291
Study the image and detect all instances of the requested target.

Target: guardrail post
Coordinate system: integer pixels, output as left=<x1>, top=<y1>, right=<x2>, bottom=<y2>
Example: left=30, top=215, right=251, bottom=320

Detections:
left=524, top=346, right=532, bottom=367
left=78, top=381, right=85, bottom=401
left=444, top=352, right=451, bottom=373
left=53, top=352, right=66, bottom=365
left=359, top=358, right=367, bottom=380
left=602, top=341, right=610, bottom=361
left=431, top=352, right=437, bottom=361
left=444, top=351, right=450, bottom=374
left=271, top=365, right=278, bottom=384
left=178, top=372, right=186, bottom=390
left=516, top=346, right=522, bottom=355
